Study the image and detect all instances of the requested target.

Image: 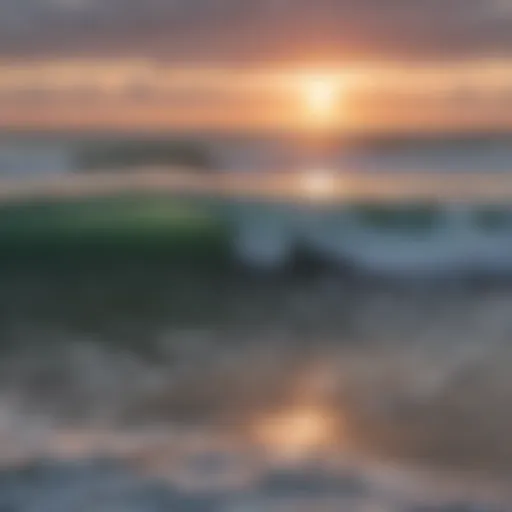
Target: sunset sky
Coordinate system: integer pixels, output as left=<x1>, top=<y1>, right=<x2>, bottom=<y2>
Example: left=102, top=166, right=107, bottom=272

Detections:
left=2, top=0, right=512, bottom=133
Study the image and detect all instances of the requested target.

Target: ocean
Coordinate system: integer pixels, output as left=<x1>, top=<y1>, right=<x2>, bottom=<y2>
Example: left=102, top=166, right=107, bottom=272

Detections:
left=2, top=132, right=512, bottom=177
left=0, top=133, right=512, bottom=510
left=3, top=132, right=512, bottom=277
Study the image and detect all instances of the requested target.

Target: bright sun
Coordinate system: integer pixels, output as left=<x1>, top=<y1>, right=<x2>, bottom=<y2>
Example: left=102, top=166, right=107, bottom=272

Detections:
left=302, top=76, right=342, bottom=122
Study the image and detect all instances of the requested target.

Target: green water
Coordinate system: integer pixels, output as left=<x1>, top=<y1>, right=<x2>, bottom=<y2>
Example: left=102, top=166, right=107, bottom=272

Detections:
left=0, top=194, right=233, bottom=270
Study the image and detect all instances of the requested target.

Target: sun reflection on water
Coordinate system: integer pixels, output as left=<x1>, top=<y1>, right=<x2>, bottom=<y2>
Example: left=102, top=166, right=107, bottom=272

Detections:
left=299, top=168, right=336, bottom=201
left=252, top=406, right=338, bottom=461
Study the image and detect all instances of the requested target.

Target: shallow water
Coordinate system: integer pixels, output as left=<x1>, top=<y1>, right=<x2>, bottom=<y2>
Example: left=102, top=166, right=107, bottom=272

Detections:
left=0, top=423, right=509, bottom=511
left=0, top=282, right=510, bottom=509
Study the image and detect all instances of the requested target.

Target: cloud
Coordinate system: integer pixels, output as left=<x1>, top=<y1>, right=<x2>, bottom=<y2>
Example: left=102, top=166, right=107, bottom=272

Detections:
left=1, top=0, right=512, bottom=63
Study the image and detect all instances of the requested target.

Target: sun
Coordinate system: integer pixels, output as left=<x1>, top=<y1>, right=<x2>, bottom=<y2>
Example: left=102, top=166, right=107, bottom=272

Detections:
left=301, top=76, right=343, bottom=123
left=307, top=79, right=336, bottom=111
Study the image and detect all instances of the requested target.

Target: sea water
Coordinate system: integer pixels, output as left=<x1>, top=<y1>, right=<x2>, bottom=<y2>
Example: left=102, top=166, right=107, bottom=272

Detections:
left=2, top=133, right=512, bottom=277
left=0, top=134, right=512, bottom=509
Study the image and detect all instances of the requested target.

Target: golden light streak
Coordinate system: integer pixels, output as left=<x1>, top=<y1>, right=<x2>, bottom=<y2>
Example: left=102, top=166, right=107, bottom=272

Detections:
left=3, top=58, right=512, bottom=131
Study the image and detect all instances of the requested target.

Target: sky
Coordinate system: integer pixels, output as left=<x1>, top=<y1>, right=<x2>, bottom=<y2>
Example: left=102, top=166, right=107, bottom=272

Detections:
left=2, top=0, right=512, bottom=133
